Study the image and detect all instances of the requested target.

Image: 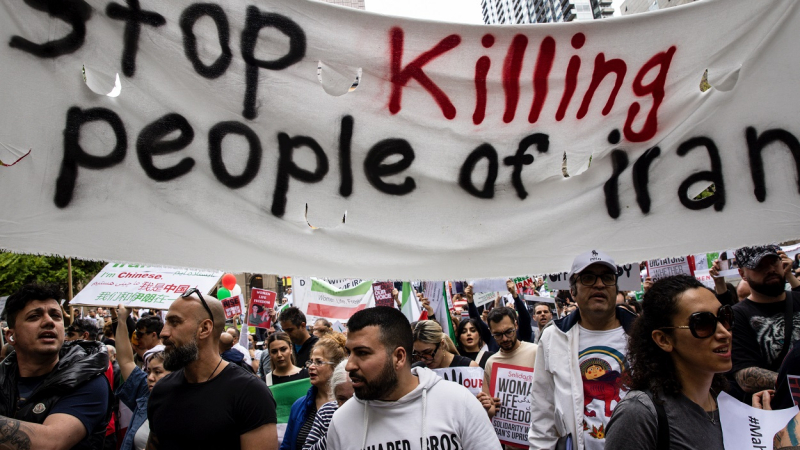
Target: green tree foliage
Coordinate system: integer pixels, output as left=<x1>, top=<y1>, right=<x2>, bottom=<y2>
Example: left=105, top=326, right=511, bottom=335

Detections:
left=0, top=252, right=105, bottom=297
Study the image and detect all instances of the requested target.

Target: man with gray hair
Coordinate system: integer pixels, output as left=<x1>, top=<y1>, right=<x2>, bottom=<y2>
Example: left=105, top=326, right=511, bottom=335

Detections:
left=147, top=288, right=277, bottom=449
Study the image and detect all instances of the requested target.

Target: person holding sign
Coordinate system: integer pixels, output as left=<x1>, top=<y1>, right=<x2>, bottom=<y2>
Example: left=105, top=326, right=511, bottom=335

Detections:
left=605, top=275, right=732, bottom=450
left=326, top=307, right=501, bottom=450
left=529, top=250, right=636, bottom=450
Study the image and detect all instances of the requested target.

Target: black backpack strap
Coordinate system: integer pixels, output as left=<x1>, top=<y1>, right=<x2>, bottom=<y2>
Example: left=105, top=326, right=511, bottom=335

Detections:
left=778, top=294, right=795, bottom=365
left=645, top=390, right=669, bottom=450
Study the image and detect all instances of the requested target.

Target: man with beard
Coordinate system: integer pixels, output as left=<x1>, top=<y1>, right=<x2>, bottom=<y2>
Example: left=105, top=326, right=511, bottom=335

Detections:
left=720, top=245, right=800, bottom=397
left=146, top=289, right=277, bottom=450
left=529, top=250, right=636, bottom=450
left=326, top=307, right=501, bottom=450
left=532, top=303, right=553, bottom=344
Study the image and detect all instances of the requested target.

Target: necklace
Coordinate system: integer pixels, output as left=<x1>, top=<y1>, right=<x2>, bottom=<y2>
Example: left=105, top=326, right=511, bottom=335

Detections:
left=705, top=392, right=717, bottom=425
left=207, top=358, right=223, bottom=382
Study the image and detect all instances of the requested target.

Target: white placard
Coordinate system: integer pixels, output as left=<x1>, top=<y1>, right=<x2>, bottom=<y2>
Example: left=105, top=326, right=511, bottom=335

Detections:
left=433, top=367, right=484, bottom=395
left=490, top=363, right=533, bottom=448
left=546, top=264, right=641, bottom=291
left=72, top=263, right=222, bottom=309
left=473, top=291, right=498, bottom=307
left=471, top=279, right=508, bottom=294
left=719, top=391, right=798, bottom=450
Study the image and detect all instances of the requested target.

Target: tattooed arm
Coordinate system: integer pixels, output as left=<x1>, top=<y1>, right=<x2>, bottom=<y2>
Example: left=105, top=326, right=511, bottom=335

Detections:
left=735, top=367, right=778, bottom=393
left=774, top=411, right=800, bottom=449
left=0, top=413, right=87, bottom=450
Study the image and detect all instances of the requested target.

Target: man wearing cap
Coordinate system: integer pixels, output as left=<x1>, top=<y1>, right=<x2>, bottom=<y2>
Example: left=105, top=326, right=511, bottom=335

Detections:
left=529, top=250, right=636, bottom=450
left=714, top=245, right=800, bottom=397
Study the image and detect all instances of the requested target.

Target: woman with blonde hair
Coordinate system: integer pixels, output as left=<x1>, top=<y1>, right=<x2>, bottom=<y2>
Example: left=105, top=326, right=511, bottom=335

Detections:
left=282, top=332, right=348, bottom=450
left=412, top=320, right=479, bottom=369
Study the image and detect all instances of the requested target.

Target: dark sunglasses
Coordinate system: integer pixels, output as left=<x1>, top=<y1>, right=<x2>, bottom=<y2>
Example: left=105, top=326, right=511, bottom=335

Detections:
left=660, top=305, right=734, bottom=339
left=180, top=287, right=213, bottom=321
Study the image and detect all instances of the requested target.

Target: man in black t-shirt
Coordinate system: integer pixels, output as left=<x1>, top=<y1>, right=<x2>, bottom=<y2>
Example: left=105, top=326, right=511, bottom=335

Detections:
left=718, top=245, right=800, bottom=397
left=147, top=290, right=277, bottom=450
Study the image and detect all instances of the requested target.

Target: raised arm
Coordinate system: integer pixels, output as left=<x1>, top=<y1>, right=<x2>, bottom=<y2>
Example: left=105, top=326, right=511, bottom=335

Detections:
left=112, top=304, right=136, bottom=381
left=507, top=280, right=533, bottom=342
left=464, top=287, right=491, bottom=347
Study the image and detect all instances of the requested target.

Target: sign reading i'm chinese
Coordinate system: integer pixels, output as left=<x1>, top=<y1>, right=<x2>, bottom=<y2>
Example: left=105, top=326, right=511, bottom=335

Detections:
left=72, top=263, right=222, bottom=309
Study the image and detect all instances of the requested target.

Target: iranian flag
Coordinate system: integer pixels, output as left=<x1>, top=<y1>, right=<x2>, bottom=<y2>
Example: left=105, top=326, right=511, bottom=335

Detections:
left=303, top=279, right=373, bottom=323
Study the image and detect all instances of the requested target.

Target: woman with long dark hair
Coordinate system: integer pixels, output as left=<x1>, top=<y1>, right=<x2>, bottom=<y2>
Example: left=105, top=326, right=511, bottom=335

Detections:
left=605, top=275, right=732, bottom=450
left=455, top=318, right=494, bottom=368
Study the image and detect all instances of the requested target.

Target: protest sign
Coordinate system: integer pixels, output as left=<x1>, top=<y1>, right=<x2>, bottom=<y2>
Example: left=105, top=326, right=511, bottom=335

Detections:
left=546, top=263, right=641, bottom=291
left=646, top=257, right=693, bottom=283
left=719, top=391, right=798, bottom=450
left=490, top=363, right=533, bottom=448
left=372, top=282, right=395, bottom=308
left=471, top=279, right=508, bottom=293
left=248, top=288, right=277, bottom=329
left=72, top=263, right=221, bottom=308
left=332, top=320, right=346, bottom=333
left=784, top=244, right=800, bottom=260
left=474, top=291, right=498, bottom=307
left=221, top=295, right=242, bottom=319
left=2, top=1, right=800, bottom=280
left=694, top=270, right=716, bottom=290
left=295, top=279, right=373, bottom=324
left=433, top=367, right=484, bottom=395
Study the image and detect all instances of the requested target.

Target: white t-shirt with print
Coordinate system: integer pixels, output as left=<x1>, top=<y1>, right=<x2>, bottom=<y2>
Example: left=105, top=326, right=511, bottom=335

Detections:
left=578, top=325, right=628, bottom=450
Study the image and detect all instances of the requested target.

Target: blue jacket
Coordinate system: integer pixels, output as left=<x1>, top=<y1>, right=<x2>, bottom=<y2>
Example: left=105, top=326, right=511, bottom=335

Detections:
left=280, top=386, right=317, bottom=450
left=116, top=367, right=150, bottom=450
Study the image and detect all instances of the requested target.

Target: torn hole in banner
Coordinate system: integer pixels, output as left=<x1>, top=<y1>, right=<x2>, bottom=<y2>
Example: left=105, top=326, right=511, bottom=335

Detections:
left=0, top=142, right=31, bottom=167
left=691, top=182, right=716, bottom=201
left=83, top=64, right=121, bottom=97
left=317, top=61, right=361, bottom=96
left=305, top=203, right=347, bottom=229
left=705, top=66, right=740, bottom=93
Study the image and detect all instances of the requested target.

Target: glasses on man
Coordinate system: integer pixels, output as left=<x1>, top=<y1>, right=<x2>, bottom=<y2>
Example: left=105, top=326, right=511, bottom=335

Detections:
left=412, top=342, right=441, bottom=362
left=304, top=359, right=336, bottom=369
left=491, top=328, right=516, bottom=341
left=659, top=305, right=734, bottom=339
left=577, top=273, right=617, bottom=287
left=180, top=287, right=214, bottom=320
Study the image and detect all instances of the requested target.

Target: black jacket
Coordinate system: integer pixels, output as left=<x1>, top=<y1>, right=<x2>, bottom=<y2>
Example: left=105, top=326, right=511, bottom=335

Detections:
left=0, top=340, right=111, bottom=450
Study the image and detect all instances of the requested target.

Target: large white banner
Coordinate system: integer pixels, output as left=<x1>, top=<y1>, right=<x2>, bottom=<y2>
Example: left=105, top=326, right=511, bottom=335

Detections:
left=293, top=278, right=374, bottom=324
left=1, top=1, right=799, bottom=279
left=72, top=263, right=222, bottom=308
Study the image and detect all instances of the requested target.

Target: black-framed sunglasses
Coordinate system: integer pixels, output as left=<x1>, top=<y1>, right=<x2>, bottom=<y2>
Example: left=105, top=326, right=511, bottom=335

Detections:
left=180, top=287, right=213, bottom=321
left=577, top=273, right=617, bottom=287
left=660, top=305, right=734, bottom=339
left=412, top=342, right=441, bottom=362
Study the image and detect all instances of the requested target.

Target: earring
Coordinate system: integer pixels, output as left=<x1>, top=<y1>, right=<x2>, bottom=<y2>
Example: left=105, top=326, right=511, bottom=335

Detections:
left=8, top=336, right=14, bottom=342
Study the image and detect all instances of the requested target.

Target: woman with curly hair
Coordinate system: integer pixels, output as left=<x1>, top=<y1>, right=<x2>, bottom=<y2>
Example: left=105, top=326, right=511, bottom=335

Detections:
left=605, top=275, right=732, bottom=450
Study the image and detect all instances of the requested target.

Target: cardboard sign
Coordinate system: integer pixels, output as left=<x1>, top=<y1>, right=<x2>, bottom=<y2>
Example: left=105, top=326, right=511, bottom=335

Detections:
left=471, top=278, right=508, bottom=294
left=546, top=264, right=641, bottom=291
left=490, top=363, right=533, bottom=448
left=433, top=367, right=484, bottom=395
left=646, top=257, right=693, bottom=283
left=72, top=263, right=222, bottom=309
left=372, top=282, right=395, bottom=308
left=473, top=291, right=498, bottom=307
left=718, top=391, right=798, bottom=450
left=221, top=295, right=243, bottom=319
left=248, top=288, right=277, bottom=329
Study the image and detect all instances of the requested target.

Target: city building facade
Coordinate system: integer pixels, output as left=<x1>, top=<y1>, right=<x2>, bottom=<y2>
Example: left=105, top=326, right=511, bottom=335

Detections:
left=620, top=0, right=697, bottom=16
left=481, top=0, right=613, bottom=24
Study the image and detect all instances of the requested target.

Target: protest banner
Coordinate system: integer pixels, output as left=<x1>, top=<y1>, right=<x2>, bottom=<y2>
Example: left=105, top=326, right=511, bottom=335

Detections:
left=693, top=270, right=715, bottom=290
left=372, top=282, right=395, bottom=308
left=221, top=295, right=242, bottom=319
left=295, top=278, right=373, bottom=324
left=248, top=288, right=277, bottom=329
left=490, top=363, right=533, bottom=448
left=433, top=367, right=484, bottom=395
left=646, top=257, right=693, bottom=283
left=474, top=291, right=498, bottom=307
left=72, top=263, right=221, bottom=308
left=471, top=279, right=508, bottom=294
left=719, top=391, right=798, bottom=450
left=1, top=1, right=800, bottom=280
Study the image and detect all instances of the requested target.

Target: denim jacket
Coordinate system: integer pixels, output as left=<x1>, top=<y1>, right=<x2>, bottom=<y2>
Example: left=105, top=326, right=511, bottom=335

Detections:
left=116, top=367, right=149, bottom=450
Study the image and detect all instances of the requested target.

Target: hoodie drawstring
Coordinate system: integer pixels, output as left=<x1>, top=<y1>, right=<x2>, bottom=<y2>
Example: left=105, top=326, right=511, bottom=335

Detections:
left=361, top=402, right=369, bottom=450
left=422, top=388, right=428, bottom=450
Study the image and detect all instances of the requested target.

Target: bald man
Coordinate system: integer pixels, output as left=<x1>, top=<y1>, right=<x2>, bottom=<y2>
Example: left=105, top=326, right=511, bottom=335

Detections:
left=146, top=289, right=277, bottom=450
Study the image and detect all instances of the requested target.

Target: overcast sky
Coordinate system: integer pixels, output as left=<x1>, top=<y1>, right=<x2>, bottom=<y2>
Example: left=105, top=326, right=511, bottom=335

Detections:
left=363, top=0, right=626, bottom=24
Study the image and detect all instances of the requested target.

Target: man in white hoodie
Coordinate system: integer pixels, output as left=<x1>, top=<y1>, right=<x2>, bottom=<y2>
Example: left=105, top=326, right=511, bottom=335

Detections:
left=327, top=306, right=501, bottom=450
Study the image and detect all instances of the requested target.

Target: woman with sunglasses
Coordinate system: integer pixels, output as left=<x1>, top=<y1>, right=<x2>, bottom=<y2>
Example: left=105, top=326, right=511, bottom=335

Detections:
left=113, top=304, right=172, bottom=450
left=266, top=332, right=308, bottom=386
left=281, top=333, right=348, bottom=450
left=412, top=320, right=479, bottom=369
left=605, top=275, right=732, bottom=450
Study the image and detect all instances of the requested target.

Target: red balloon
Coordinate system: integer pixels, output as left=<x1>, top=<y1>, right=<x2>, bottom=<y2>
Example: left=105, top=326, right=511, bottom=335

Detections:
left=221, top=273, right=236, bottom=290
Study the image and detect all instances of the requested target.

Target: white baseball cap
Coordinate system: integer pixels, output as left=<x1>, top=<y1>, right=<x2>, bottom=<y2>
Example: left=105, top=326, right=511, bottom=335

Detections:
left=568, top=250, right=617, bottom=279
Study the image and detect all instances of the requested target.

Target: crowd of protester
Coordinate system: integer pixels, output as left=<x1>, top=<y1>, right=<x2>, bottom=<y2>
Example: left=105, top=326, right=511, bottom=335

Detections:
left=2, top=243, right=800, bottom=449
